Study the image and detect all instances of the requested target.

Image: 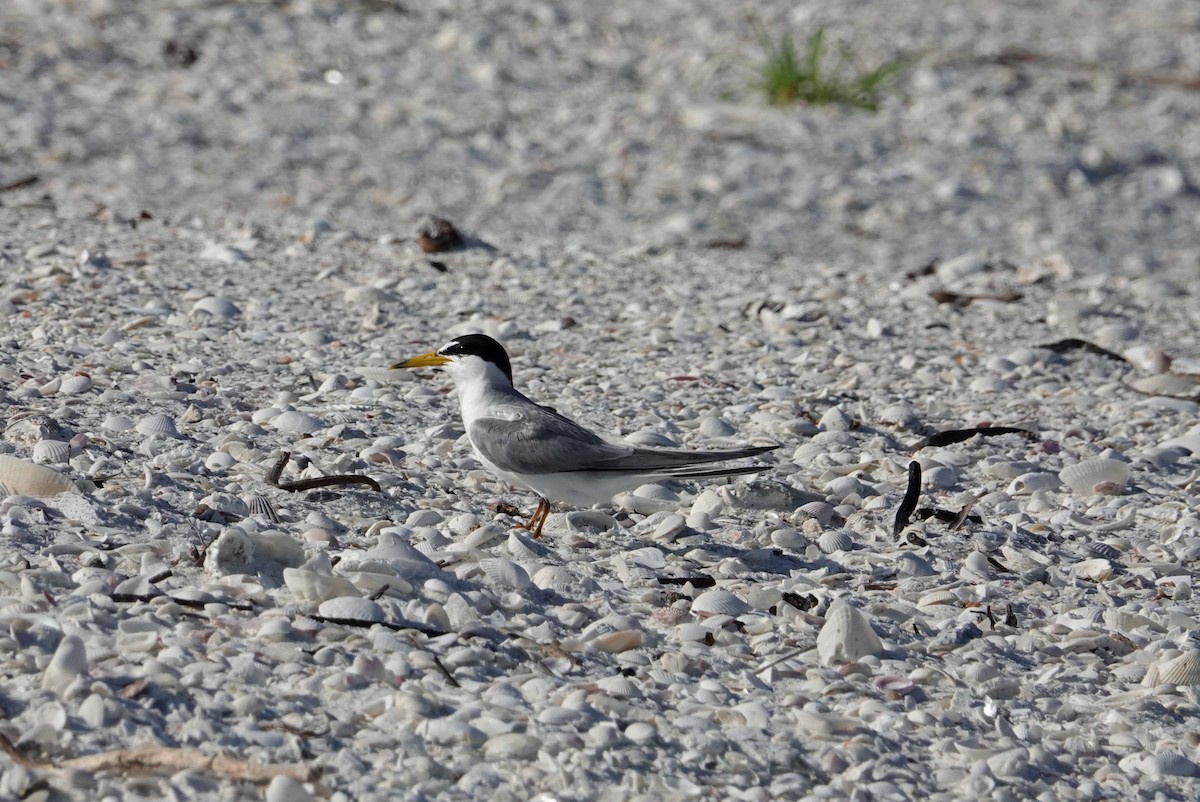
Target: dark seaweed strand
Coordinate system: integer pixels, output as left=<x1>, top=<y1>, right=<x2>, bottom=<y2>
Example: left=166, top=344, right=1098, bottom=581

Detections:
left=266, top=451, right=382, bottom=493
left=910, top=426, right=1035, bottom=453
left=1038, top=338, right=1127, bottom=362
left=893, top=461, right=922, bottom=536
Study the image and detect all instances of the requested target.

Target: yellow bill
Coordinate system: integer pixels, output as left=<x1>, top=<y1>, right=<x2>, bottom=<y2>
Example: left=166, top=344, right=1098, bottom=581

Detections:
left=391, top=352, right=449, bottom=370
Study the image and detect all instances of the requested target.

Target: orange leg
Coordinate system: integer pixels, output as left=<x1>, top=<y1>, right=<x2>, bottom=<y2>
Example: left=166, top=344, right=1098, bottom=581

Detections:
left=523, top=498, right=552, bottom=538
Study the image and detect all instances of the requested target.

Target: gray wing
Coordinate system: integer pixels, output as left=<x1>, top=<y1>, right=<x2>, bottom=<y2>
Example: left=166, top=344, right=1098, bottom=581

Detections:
left=470, top=404, right=776, bottom=476
left=469, top=404, right=632, bottom=475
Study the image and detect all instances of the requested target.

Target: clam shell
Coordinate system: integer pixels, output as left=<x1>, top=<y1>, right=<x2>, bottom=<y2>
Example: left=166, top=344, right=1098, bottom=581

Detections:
left=135, top=414, right=179, bottom=438
left=317, top=596, right=385, bottom=623
left=1073, top=557, right=1113, bottom=582
left=0, top=455, right=76, bottom=497
left=817, top=599, right=883, bottom=664
left=32, top=439, right=72, bottom=464
left=1059, top=458, right=1130, bottom=495
left=691, top=589, right=752, bottom=618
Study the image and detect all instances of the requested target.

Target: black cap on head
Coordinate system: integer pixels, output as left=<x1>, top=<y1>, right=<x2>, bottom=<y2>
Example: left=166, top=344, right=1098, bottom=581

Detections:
left=439, top=334, right=513, bottom=384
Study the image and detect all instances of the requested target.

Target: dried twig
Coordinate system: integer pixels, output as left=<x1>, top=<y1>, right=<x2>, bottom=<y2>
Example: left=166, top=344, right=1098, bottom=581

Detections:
left=0, top=732, right=313, bottom=783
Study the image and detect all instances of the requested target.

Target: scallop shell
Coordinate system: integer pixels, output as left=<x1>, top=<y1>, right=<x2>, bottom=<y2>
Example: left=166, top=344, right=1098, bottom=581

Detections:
left=245, top=494, right=280, bottom=523
left=1087, top=542, right=1122, bottom=561
left=478, top=558, right=533, bottom=592
left=271, top=410, right=325, bottom=434
left=32, top=439, right=72, bottom=464
left=135, top=414, right=179, bottom=438
left=0, top=455, right=76, bottom=497
left=1149, top=750, right=1200, bottom=778
left=817, top=529, right=854, bottom=553
left=691, top=589, right=752, bottom=618
left=59, top=375, right=93, bottom=395
left=795, top=501, right=836, bottom=525
left=531, top=565, right=576, bottom=593
left=1059, top=458, right=1130, bottom=495
left=595, top=674, right=640, bottom=698
left=1146, top=649, right=1200, bottom=687
left=817, top=599, right=883, bottom=664
left=317, top=596, right=385, bottom=623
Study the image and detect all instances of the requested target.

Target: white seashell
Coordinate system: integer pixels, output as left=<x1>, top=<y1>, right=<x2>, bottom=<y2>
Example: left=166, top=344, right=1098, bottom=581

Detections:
left=590, top=630, right=642, bottom=653
left=1146, top=649, right=1200, bottom=687
left=1006, top=472, right=1061, bottom=495
left=1073, top=558, right=1113, bottom=582
left=817, top=599, right=883, bottom=664
left=531, top=566, right=578, bottom=594
left=190, top=295, right=241, bottom=318
left=817, top=529, right=854, bottom=554
left=478, top=558, right=533, bottom=591
left=595, top=675, right=640, bottom=697
left=564, top=509, right=619, bottom=534
left=271, top=410, right=325, bottom=434
left=960, top=550, right=993, bottom=581
left=135, top=414, right=179, bottom=438
left=917, top=590, right=960, bottom=609
left=1148, top=750, right=1200, bottom=778
left=691, top=589, right=752, bottom=618
left=874, top=675, right=916, bottom=696
left=318, top=596, right=385, bottom=623
left=32, top=439, right=72, bottom=464
left=59, top=375, right=93, bottom=395
left=677, top=622, right=711, bottom=642
left=795, top=501, right=836, bottom=525
left=41, top=635, right=89, bottom=696
left=628, top=547, right=667, bottom=570
left=284, top=566, right=359, bottom=604
left=618, top=483, right=680, bottom=515
left=1125, top=373, right=1200, bottom=400
left=1059, top=458, right=1130, bottom=496
left=204, top=528, right=255, bottom=576
left=1161, top=433, right=1200, bottom=455
left=102, top=415, right=135, bottom=433
left=246, top=530, right=305, bottom=567
left=0, top=455, right=76, bottom=497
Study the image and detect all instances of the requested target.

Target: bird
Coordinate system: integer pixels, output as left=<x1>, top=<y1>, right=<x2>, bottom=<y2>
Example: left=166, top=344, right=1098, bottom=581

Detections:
left=393, top=333, right=776, bottom=537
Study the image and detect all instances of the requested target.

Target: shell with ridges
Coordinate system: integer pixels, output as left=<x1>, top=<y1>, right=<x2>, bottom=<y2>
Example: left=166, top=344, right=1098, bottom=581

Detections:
left=0, top=455, right=76, bottom=497
left=817, top=599, right=884, bottom=664
left=691, top=589, right=752, bottom=618
left=317, top=596, right=385, bottom=623
left=1059, top=458, right=1130, bottom=495
left=32, top=440, right=72, bottom=464
left=1145, top=649, right=1200, bottom=687
left=135, top=414, right=179, bottom=438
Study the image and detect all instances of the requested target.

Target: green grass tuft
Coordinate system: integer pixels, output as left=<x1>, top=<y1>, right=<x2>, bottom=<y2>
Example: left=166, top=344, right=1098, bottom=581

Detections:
left=753, top=23, right=918, bottom=112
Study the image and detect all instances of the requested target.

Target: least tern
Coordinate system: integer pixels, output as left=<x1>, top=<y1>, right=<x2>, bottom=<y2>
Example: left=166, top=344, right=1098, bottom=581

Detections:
left=394, top=334, right=776, bottom=537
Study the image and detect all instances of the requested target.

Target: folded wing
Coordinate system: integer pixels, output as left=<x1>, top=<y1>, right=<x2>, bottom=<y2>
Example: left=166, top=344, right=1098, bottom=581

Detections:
left=470, top=404, right=775, bottom=477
